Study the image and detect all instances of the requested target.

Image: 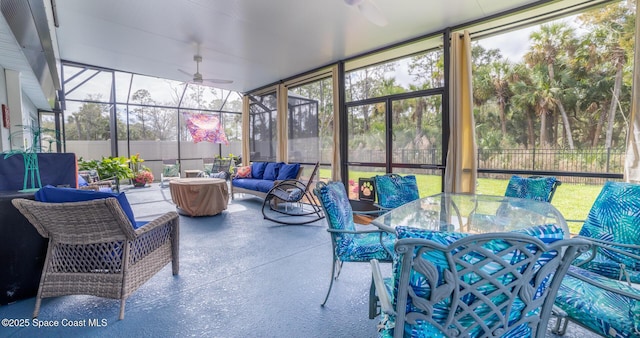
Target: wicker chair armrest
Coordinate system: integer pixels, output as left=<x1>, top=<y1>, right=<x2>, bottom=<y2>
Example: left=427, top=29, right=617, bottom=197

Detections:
left=371, top=259, right=395, bottom=316
left=134, top=211, right=179, bottom=235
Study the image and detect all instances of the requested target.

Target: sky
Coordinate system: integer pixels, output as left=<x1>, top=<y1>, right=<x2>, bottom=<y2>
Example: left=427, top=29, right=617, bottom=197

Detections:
left=476, top=26, right=537, bottom=62
left=475, top=15, right=582, bottom=63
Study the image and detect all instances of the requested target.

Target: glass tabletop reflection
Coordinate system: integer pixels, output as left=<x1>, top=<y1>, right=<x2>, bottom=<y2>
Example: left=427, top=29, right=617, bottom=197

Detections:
left=371, top=193, right=569, bottom=237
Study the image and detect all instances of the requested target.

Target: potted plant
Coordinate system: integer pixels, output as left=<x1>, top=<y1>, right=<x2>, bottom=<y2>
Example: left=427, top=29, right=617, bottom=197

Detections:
left=78, top=156, right=134, bottom=192
left=133, top=169, right=154, bottom=187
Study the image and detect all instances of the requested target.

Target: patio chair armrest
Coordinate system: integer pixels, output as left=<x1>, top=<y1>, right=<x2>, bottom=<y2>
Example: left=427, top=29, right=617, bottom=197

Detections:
left=573, top=235, right=640, bottom=267
left=134, top=211, right=180, bottom=236
left=371, top=259, right=394, bottom=316
left=567, top=267, right=640, bottom=301
left=327, top=228, right=385, bottom=235
left=372, top=203, right=392, bottom=212
left=354, top=209, right=385, bottom=217
left=272, top=179, right=307, bottom=191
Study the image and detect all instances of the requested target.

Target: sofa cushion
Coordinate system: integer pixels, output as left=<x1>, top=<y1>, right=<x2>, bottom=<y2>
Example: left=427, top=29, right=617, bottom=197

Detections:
left=236, top=166, right=251, bottom=178
left=255, top=180, right=276, bottom=193
left=233, top=178, right=275, bottom=193
left=35, top=185, right=139, bottom=228
left=251, top=162, right=268, bottom=179
left=232, top=178, right=260, bottom=191
left=263, top=162, right=281, bottom=180
left=277, top=163, right=300, bottom=180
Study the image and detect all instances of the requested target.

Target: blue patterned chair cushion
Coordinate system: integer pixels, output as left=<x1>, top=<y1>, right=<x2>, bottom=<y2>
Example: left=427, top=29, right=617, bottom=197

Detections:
left=576, top=181, right=640, bottom=282
left=504, top=175, right=557, bottom=202
left=316, top=181, right=356, bottom=232
left=339, top=233, right=395, bottom=262
left=556, top=265, right=640, bottom=338
left=374, top=174, right=420, bottom=209
left=316, top=181, right=394, bottom=262
left=162, top=163, right=179, bottom=177
left=379, top=224, right=565, bottom=337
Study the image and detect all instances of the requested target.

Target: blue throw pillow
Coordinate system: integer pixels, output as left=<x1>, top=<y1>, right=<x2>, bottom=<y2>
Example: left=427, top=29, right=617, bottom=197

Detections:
left=277, top=163, right=300, bottom=180
left=35, top=185, right=139, bottom=229
left=251, top=162, right=268, bottom=179
left=263, top=162, right=281, bottom=181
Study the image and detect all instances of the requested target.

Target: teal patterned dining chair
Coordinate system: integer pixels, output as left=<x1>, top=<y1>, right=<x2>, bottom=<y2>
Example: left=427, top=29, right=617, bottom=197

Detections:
left=371, top=225, right=589, bottom=338
left=313, top=181, right=395, bottom=311
left=554, top=181, right=640, bottom=337
left=160, top=159, right=180, bottom=187
left=504, top=175, right=561, bottom=203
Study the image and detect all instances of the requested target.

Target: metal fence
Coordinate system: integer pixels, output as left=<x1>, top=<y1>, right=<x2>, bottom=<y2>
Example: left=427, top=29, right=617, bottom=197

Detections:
left=349, top=147, right=625, bottom=185
left=477, top=148, right=625, bottom=174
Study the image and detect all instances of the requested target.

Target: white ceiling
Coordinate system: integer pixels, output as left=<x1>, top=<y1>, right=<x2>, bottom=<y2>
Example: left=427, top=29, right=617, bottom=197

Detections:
left=52, top=0, right=542, bottom=93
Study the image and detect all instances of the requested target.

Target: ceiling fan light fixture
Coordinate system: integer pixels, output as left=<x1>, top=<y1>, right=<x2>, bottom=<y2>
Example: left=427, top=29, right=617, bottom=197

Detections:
left=178, top=54, right=233, bottom=85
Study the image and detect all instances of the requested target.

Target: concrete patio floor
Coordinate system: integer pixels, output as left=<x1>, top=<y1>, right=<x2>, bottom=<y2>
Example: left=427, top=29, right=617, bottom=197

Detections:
left=0, top=183, right=603, bottom=337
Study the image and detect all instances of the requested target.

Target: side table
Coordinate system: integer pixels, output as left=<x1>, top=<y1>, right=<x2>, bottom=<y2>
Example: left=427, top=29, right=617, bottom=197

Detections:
left=169, top=178, right=228, bottom=216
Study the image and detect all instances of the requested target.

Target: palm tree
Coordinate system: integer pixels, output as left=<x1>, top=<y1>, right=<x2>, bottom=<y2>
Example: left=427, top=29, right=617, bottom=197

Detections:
left=578, top=1, right=635, bottom=149
left=524, top=23, right=576, bottom=149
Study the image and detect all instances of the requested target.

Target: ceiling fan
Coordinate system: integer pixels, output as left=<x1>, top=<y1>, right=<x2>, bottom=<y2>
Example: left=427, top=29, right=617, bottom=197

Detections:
left=178, top=55, right=233, bottom=85
left=344, top=0, right=388, bottom=27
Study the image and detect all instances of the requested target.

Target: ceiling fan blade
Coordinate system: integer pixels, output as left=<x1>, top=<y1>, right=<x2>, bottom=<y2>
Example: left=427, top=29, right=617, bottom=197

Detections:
left=358, top=0, right=387, bottom=27
left=178, top=69, right=193, bottom=77
left=204, top=78, right=233, bottom=84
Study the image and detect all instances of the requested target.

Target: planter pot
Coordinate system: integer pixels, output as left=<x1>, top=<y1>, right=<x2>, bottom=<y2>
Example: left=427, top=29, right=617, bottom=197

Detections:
left=133, top=182, right=146, bottom=188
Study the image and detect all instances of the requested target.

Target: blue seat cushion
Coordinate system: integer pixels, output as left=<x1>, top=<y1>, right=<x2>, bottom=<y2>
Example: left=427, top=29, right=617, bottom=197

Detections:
left=255, top=180, right=276, bottom=193
left=556, top=265, right=640, bottom=338
left=35, top=185, right=139, bottom=229
left=251, top=162, right=268, bottom=179
left=233, top=178, right=275, bottom=193
left=277, top=163, right=300, bottom=180
left=263, top=162, right=281, bottom=181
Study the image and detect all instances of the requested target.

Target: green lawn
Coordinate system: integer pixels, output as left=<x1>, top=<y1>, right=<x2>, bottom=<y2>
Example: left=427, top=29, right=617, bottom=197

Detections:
left=318, top=169, right=601, bottom=234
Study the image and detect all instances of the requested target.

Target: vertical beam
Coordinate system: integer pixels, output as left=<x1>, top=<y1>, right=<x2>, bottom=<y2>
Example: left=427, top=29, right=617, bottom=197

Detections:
left=109, top=71, right=118, bottom=156
left=441, top=29, right=451, bottom=192
left=337, top=61, right=347, bottom=183
left=624, top=0, right=640, bottom=182
left=5, top=69, right=24, bottom=150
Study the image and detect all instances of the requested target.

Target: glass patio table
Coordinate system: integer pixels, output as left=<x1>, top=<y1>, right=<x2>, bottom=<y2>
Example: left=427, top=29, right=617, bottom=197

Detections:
left=371, top=193, right=570, bottom=237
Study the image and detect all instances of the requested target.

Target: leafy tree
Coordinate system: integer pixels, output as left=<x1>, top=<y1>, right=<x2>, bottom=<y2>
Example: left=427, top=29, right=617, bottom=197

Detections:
left=65, top=95, right=110, bottom=140
left=131, top=89, right=154, bottom=139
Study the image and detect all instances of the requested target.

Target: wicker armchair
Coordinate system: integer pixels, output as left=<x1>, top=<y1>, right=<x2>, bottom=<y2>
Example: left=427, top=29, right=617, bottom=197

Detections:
left=11, top=197, right=180, bottom=320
